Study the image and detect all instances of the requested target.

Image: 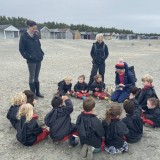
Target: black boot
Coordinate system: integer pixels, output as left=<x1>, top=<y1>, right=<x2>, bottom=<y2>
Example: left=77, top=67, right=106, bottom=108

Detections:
left=29, top=83, right=38, bottom=100
left=35, top=82, right=44, bottom=98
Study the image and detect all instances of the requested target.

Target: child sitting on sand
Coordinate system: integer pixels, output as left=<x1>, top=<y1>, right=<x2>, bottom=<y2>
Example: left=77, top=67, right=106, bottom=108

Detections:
left=122, top=100, right=143, bottom=143
left=138, top=74, right=158, bottom=111
left=44, top=95, right=78, bottom=146
left=102, top=105, right=129, bottom=154
left=74, top=75, right=89, bottom=100
left=142, top=98, right=160, bottom=127
left=16, top=103, right=49, bottom=146
left=76, top=97, right=104, bottom=160
left=23, top=90, right=39, bottom=119
left=57, top=77, right=73, bottom=96
left=6, top=93, right=27, bottom=129
left=90, top=74, right=108, bottom=100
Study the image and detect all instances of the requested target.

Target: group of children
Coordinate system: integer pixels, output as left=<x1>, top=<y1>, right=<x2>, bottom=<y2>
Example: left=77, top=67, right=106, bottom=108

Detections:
left=6, top=66, right=160, bottom=160
left=57, top=74, right=108, bottom=100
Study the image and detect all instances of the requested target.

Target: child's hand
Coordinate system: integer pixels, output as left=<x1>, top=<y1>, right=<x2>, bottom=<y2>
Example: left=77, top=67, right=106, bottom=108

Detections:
left=67, top=91, right=70, bottom=94
left=95, top=88, right=99, bottom=91
left=33, top=99, right=36, bottom=105
left=84, top=90, right=87, bottom=93
left=119, top=83, right=125, bottom=87
left=81, top=90, right=85, bottom=93
left=62, top=96, right=68, bottom=101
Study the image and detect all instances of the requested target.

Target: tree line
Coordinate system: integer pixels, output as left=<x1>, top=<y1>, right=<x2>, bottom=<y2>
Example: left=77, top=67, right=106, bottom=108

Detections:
left=0, top=15, right=159, bottom=36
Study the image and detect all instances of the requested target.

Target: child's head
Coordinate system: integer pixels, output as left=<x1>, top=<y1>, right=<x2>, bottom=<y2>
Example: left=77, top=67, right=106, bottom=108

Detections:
left=105, top=105, right=122, bottom=123
left=12, top=93, right=27, bottom=106
left=64, top=77, right=72, bottom=85
left=23, top=90, right=35, bottom=105
left=141, top=74, right=153, bottom=86
left=78, top=75, right=85, bottom=83
left=115, top=62, right=125, bottom=74
left=96, top=33, right=103, bottom=44
left=17, top=103, right=33, bottom=122
left=51, top=96, right=63, bottom=108
left=94, top=74, right=102, bottom=83
left=147, top=98, right=159, bottom=109
left=123, top=100, right=135, bottom=115
left=83, top=97, right=95, bottom=112
left=129, top=86, right=140, bottom=99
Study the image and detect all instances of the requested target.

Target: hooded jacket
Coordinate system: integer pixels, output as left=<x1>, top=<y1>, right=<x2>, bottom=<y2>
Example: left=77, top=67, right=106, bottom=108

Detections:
left=76, top=112, right=105, bottom=148
left=44, top=99, right=76, bottom=140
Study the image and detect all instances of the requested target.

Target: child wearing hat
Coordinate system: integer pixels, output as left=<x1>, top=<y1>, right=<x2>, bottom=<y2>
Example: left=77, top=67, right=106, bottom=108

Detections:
left=111, top=60, right=135, bottom=103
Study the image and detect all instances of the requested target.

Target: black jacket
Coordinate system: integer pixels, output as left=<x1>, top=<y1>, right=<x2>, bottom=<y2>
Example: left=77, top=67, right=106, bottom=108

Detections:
left=90, top=42, right=109, bottom=64
left=44, top=99, right=76, bottom=140
left=76, top=113, right=105, bottom=148
left=102, top=119, right=129, bottom=149
left=90, top=81, right=105, bottom=92
left=6, top=105, right=19, bottom=129
left=74, top=82, right=88, bottom=92
left=19, top=31, right=44, bottom=63
left=58, top=80, right=72, bottom=96
left=138, top=86, right=158, bottom=110
left=115, top=64, right=135, bottom=92
left=16, top=117, right=42, bottom=146
left=122, top=108, right=143, bottom=143
left=144, top=107, right=160, bottom=127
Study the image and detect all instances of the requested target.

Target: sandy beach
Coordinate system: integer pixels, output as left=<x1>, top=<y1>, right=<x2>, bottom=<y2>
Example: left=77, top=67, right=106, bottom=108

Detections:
left=0, top=39, right=160, bottom=160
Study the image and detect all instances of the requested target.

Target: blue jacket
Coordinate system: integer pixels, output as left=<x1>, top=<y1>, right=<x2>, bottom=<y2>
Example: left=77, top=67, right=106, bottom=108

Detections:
left=115, top=64, right=135, bottom=92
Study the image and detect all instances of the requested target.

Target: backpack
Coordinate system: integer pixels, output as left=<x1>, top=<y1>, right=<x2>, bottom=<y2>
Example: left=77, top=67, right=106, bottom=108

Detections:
left=128, top=66, right=137, bottom=82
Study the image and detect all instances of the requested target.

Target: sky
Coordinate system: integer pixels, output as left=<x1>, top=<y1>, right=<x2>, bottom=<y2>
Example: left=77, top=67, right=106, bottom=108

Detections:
left=0, top=0, right=160, bottom=33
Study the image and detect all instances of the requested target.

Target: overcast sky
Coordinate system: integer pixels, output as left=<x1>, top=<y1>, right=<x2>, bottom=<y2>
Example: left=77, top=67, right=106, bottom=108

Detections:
left=0, top=0, right=160, bottom=33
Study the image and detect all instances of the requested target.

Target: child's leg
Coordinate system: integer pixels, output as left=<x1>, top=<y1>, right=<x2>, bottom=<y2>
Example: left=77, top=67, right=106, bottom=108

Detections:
left=69, top=135, right=79, bottom=147
left=99, top=92, right=107, bottom=99
left=111, top=90, right=121, bottom=102
left=85, top=92, right=90, bottom=97
left=93, top=92, right=100, bottom=97
left=117, top=91, right=129, bottom=103
left=34, top=128, right=50, bottom=144
left=142, top=116, right=155, bottom=126
left=75, top=92, right=84, bottom=99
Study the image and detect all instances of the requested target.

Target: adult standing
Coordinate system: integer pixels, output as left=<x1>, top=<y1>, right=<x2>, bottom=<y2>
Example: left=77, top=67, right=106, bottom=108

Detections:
left=19, top=20, right=44, bottom=98
left=88, top=34, right=109, bottom=87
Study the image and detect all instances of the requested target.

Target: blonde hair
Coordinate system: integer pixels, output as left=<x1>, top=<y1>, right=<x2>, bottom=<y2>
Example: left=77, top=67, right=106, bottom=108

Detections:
left=12, top=93, right=27, bottom=106
left=78, top=75, right=85, bottom=80
left=141, top=74, right=153, bottom=83
left=64, top=77, right=72, bottom=81
left=96, top=33, right=104, bottom=41
left=94, top=74, right=102, bottom=81
left=105, top=105, right=122, bottom=124
left=17, top=103, right=33, bottom=123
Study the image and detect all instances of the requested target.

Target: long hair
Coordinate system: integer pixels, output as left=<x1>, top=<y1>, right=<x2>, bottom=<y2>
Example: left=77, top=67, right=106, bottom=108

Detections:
left=105, top=105, right=122, bottom=124
left=17, top=103, right=33, bottom=123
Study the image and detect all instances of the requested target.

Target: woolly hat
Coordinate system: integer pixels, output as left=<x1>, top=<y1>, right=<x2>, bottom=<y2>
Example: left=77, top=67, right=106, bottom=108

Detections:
left=115, top=63, right=125, bottom=69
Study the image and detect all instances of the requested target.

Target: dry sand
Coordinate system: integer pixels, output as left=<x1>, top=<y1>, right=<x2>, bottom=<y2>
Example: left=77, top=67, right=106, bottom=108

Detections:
left=0, top=39, right=160, bottom=160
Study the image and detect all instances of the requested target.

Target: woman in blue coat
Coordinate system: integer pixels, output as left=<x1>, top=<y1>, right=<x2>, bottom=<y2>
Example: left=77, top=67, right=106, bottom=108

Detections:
left=111, top=61, right=135, bottom=103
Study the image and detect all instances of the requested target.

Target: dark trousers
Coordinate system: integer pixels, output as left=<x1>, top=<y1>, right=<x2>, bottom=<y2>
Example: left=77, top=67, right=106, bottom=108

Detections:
left=27, top=62, right=41, bottom=84
left=111, top=90, right=129, bottom=103
left=88, top=62, right=105, bottom=86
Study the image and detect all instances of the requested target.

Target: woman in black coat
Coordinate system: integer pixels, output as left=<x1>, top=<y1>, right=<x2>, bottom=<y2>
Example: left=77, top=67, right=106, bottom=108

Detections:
left=19, top=20, right=44, bottom=98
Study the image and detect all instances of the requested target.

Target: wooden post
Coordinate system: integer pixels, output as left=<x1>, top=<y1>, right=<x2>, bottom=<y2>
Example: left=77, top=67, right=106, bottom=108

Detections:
left=4, top=30, right=6, bottom=39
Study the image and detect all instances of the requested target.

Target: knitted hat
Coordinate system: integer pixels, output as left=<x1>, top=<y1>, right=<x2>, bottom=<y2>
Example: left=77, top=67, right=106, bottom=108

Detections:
left=115, top=63, right=125, bottom=69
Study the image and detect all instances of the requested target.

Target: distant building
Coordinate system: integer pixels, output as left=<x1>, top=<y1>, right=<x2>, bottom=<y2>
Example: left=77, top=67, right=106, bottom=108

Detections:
left=71, top=30, right=81, bottom=39
left=0, top=25, right=19, bottom=39
left=40, top=26, right=51, bottom=39
left=103, top=33, right=111, bottom=40
left=59, top=28, right=73, bottom=39
left=50, top=29, right=61, bottom=39
left=80, top=32, right=96, bottom=40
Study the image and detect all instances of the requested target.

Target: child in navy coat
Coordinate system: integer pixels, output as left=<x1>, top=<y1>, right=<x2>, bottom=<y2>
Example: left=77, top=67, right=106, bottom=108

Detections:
left=45, top=95, right=78, bottom=146
left=7, top=93, right=27, bottom=129
left=74, top=75, right=89, bottom=99
left=90, top=74, right=108, bottom=100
